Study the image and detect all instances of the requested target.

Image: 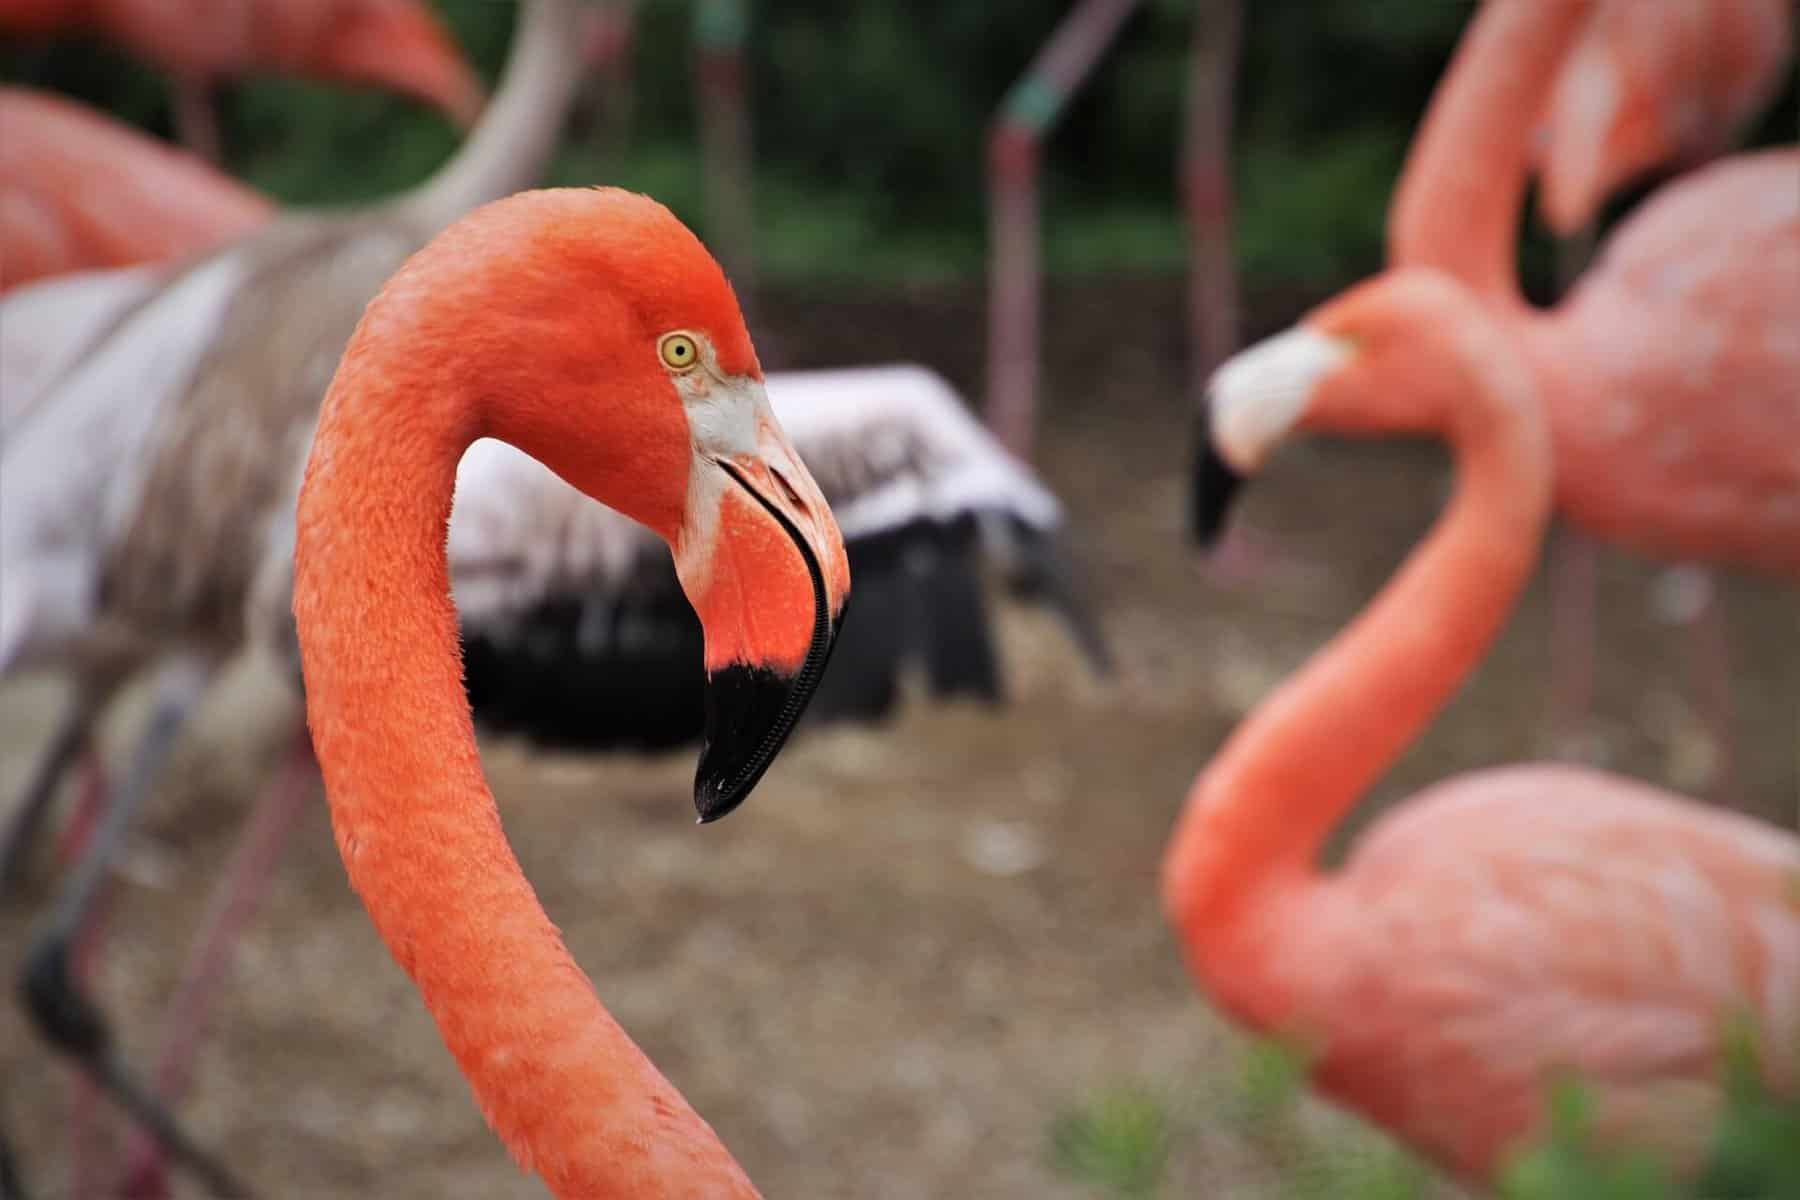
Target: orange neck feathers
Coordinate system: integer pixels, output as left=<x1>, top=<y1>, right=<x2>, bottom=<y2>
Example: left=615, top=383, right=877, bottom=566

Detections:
left=1387, top=0, right=1594, bottom=302
left=292, top=191, right=760, bottom=1199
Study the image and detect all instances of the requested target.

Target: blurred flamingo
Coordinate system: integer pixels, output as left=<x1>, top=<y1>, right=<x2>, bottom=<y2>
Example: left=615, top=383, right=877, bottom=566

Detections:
left=292, top=186, right=853, bottom=1198
left=1178, top=252, right=1799, bottom=1178
left=0, top=0, right=584, bottom=1193
left=1531, top=0, right=1791, bottom=786
left=1386, top=0, right=1799, bottom=795
left=1536, top=0, right=1793, bottom=237
left=0, top=87, right=272, bottom=292
left=0, top=0, right=486, bottom=160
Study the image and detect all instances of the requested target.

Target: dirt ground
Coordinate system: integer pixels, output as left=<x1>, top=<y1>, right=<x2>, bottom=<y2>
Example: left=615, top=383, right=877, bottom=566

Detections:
left=2, top=276, right=1795, bottom=1198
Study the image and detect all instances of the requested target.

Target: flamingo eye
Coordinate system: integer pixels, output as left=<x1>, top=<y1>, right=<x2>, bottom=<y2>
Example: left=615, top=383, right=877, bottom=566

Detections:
left=659, top=332, right=700, bottom=371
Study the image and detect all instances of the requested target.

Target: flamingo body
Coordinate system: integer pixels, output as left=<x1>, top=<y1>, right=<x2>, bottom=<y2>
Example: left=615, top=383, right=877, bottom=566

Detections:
left=1388, top=0, right=1800, bottom=585
left=1539, top=0, right=1793, bottom=233
left=1198, top=763, right=1798, bottom=1175
left=0, top=0, right=485, bottom=127
left=1179, top=262, right=1800, bottom=1180
left=0, top=88, right=272, bottom=292
left=1529, top=149, right=1800, bottom=578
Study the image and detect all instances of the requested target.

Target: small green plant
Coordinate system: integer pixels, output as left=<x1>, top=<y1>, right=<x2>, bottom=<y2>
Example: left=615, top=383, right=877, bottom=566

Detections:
left=1500, top=1030, right=1800, bottom=1200
left=1230, top=1035, right=1313, bottom=1128
left=1049, top=1083, right=1174, bottom=1199
left=1500, top=1080, right=1681, bottom=1200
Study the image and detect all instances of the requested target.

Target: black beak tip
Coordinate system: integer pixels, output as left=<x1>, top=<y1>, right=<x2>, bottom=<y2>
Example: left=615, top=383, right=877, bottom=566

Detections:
left=1190, top=413, right=1244, bottom=549
left=691, top=662, right=808, bottom=824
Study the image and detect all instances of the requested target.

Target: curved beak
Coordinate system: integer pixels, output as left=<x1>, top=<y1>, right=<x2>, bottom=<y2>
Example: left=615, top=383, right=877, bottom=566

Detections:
left=675, top=408, right=851, bottom=823
left=1190, top=391, right=1245, bottom=548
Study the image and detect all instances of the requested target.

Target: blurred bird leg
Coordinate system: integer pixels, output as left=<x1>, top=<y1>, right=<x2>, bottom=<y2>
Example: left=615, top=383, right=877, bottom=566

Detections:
left=1652, top=564, right=1738, bottom=807
left=987, top=515, right=1114, bottom=677
left=14, top=655, right=252, bottom=1199
left=58, top=756, right=114, bottom=1200
left=118, top=725, right=317, bottom=1200
left=170, top=77, right=223, bottom=164
left=0, top=676, right=119, bottom=891
left=0, top=1127, right=24, bottom=1200
left=1547, top=522, right=1599, bottom=759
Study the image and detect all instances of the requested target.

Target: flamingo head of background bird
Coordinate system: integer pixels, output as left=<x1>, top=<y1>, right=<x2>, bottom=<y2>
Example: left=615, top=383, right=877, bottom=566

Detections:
left=1190, top=326, right=1354, bottom=548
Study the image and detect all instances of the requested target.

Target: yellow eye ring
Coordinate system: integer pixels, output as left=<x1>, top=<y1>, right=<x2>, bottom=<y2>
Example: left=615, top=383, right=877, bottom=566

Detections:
left=659, top=332, right=700, bottom=371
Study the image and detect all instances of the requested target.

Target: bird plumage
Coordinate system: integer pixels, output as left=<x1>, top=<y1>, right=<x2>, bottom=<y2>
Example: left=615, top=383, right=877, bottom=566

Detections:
left=0, top=87, right=273, bottom=292
left=451, top=365, right=1108, bottom=749
left=1178, top=264, right=1800, bottom=1181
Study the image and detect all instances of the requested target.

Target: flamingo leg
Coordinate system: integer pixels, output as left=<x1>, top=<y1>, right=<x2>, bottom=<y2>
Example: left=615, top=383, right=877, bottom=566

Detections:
left=1546, top=522, right=1599, bottom=758
left=170, top=76, right=223, bottom=164
left=117, top=724, right=317, bottom=1200
left=1673, top=567, right=1738, bottom=807
left=12, top=656, right=251, bottom=1200
left=56, top=753, right=113, bottom=1200
left=0, top=678, right=116, bottom=891
left=0, top=1126, right=24, bottom=1200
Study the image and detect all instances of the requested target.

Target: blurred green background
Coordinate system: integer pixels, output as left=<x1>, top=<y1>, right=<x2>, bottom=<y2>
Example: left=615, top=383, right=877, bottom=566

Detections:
left=6, top=0, right=1793, bottom=298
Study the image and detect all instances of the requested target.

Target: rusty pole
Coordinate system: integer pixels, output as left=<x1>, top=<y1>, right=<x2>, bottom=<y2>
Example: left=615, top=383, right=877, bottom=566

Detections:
left=985, top=0, right=1144, bottom=462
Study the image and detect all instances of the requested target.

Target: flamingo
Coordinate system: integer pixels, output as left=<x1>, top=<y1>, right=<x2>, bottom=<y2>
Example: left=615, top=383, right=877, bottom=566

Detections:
left=1389, top=0, right=1796, bottom=786
left=1382, top=0, right=1799, bottom=795
left=0, top=87, right=273, bottom=292
left=1536, top=0, right=1793, bottom=237
left=0, top=0, right=584, bottom=1191
left=290, top=184, right=849, bottom=1198
left=0, top=0, right=485, bottom=160
left=1176, top=260, right=1800, bottom=1180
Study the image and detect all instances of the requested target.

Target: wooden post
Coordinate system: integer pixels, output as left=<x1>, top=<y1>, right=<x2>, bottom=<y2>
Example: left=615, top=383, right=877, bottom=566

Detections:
left=984, top=0, right=1144, bottom=461
left=1182, top=0, right=1242, bottom=408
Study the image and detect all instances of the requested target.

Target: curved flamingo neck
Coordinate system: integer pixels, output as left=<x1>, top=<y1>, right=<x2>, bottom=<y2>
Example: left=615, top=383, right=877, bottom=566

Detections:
left=292, top=360, right=759, bottom=1198
left=1387, top=0, right=1594, bottom=304
left=1165, top=290, right=1553, bottom=975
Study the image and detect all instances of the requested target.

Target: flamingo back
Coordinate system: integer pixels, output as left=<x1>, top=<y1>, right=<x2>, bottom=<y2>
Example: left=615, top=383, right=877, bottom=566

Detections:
left=1232, top=763, right=1800, bottom=1179
left=1533, top=149, right=1800, bottom=579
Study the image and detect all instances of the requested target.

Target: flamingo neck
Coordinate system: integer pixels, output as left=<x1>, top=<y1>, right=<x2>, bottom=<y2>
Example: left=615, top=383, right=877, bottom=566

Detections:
left=1386, top=0, right=1594, bottom=303
left=1164, top=304, right=1553, bottom=989
left=292, top=365, right=759, bottom=1199
left=404, top=0, right=585, bottom=232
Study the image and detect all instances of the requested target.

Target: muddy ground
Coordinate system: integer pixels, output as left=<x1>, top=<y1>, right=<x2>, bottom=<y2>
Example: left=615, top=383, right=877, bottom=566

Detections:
left=2, top=276, right=1795, bottom=1198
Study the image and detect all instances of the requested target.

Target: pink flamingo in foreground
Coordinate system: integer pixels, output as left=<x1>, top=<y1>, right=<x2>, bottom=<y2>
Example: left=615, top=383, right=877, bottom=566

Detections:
left=1177, top=256, right=1799, bottom=1179
left=0, top=87, right=272, bottom=292
left=0, top=0, right=485, bottom=159
left=290, top=187, right=850, bottom=1197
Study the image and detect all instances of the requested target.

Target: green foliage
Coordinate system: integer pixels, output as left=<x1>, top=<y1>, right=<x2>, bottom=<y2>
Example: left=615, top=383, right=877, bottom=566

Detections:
left=1229, top=1035, right=1312, bottom=1127
left=1049, top=1082, right=1174, bottom=1199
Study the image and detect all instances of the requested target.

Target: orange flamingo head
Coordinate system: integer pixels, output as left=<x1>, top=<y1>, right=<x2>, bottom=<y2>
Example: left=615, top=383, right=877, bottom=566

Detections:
left=1191, top=269, right=1514, bottom=543
left=362, top=187, right=850, bottom=821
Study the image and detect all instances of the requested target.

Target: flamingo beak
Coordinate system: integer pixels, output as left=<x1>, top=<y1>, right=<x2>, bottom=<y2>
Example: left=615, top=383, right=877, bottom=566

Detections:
left=677, top=411, right=851, bottom=823
left=1190, top=392, right=1244, bottom=548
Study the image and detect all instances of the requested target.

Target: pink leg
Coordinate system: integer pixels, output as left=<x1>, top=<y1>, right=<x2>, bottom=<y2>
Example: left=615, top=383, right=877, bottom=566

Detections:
left=1670, top=568, right=1738, bottom=808
left=116, top=726, right=316, bottom=1200
left=1199, top=524, right=1289, bottom=586
left=1546, top=524, right=1598, bottom=758
left=60, top=756, right=110, bottom=1200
